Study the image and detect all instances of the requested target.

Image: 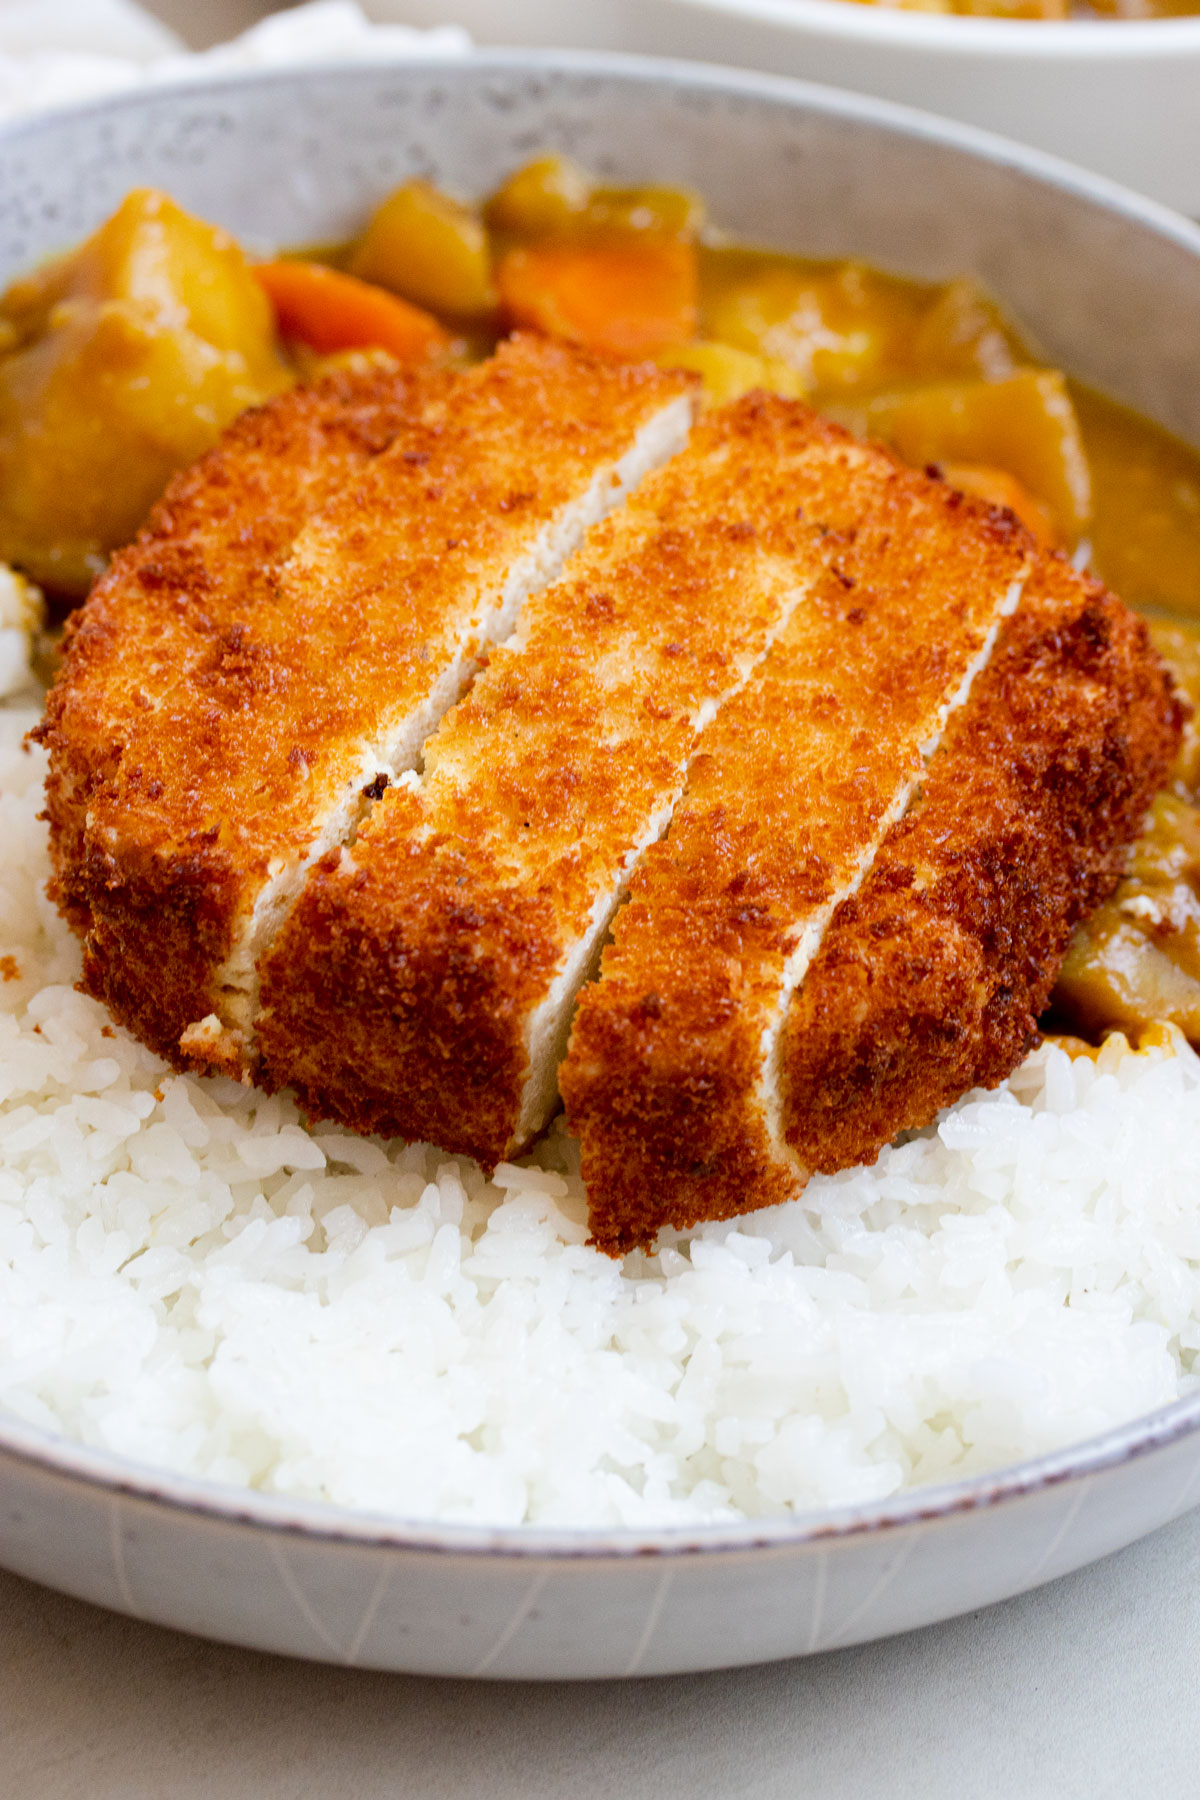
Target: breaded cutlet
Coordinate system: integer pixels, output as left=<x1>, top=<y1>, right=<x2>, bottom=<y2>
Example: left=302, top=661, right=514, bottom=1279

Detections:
left=561, top=406, right=1037, bottom=1254
left=258, top=398, right=907, bottom=1162
left=36, top=357, right=445, bottom=1071
left=779, top=555, right=1182, bottom=1175
left=36, top=336, right=693, bottom=1077
left=37, top=358, right=441, bottom=908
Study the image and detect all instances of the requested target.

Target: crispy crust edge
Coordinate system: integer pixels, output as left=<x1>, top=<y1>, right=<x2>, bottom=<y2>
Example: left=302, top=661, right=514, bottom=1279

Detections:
left=30, top=364, right=432, bottom=1069
left=779, top=562, right=1185, bottom=1173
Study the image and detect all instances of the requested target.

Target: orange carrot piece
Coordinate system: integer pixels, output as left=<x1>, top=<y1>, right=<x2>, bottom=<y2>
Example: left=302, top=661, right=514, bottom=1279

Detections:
left=496, top=241, right=698, bottom=359
left=253, top=260, right=450, bottom=361
left=940, top=462, right=1060, bottom=549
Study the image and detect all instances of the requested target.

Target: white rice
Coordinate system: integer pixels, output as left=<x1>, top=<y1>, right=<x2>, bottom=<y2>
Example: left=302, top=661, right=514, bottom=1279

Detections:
left=2, top=680, right=1199, bottom=1527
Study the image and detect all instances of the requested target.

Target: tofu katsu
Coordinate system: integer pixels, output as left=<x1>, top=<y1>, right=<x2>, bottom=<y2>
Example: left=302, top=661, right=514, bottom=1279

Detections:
left=37, top=337, right=1181, bottom=1253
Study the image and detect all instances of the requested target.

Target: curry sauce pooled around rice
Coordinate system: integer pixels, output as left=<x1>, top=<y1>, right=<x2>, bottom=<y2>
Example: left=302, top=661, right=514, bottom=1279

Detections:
left=3, top=161, right=1200, bottom=1524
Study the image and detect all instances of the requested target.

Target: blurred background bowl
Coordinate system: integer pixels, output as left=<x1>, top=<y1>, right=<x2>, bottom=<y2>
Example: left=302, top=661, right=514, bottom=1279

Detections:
left=367, top=0, right=1200, bottom=214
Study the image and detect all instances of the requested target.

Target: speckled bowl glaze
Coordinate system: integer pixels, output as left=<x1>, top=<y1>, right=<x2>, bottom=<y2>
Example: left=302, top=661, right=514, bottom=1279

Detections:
left=2, top=54, right=1200, bottom=1679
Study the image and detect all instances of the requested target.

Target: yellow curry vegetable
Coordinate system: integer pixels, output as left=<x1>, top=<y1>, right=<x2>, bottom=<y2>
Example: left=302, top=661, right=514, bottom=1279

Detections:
left=657, top=340, right=806, bottom=407
left=348, top=179, right=496, bottom=321
left=937, top=463, right=1059, bottom=547
left=485, top=153, right=594, bottom=240
left=1054, top=795, right=1200, bottom=1044
left=703, top=263, right=903, bottom=396
left=254, top=259, right=451, bottom=361
left=1048, top=625, right=1200, bottom=1044
left=0, top=188, right=290, bottom=596
left=862, top=370, right=1093, bottom=541
left=485, top=153, right=705, bottom=246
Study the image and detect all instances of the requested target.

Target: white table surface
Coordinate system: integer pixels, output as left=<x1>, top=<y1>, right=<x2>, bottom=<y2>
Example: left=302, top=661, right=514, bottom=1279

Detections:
left=5, top=1502, right=1200, bottom=1798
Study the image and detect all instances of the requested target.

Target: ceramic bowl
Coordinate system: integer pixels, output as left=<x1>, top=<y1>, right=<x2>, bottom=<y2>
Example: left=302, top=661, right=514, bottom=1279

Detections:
left=2, top=52, right=1200, bottom=1679
left=375, top=0, right=1200, bottom=215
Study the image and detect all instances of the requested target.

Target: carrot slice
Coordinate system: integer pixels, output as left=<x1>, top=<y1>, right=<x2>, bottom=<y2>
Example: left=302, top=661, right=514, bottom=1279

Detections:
left=496, top=241, right=698, bottom=359
left=940, top=462, right=1060, bottom=549
left=253, top=260, right=450, bottom=361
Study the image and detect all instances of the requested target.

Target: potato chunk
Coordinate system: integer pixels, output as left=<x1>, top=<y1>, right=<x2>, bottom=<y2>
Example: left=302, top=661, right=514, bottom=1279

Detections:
left=865, top=370, right=1093, bottom=541
left=485, top=154, right=594, bottom=240
left=486, top=154, right=705, bottom=247
left=348, top=179, right=496, bottom=321
left=0, top=187, right=290, bottom=595
left=704, top=264, right=903, bottom=396
left=657, top=340, right=806, bottom=406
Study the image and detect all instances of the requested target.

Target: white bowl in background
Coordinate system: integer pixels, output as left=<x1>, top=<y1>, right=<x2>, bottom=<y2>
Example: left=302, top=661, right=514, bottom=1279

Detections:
left=371, top=0, right=1200, bottom=215
left=2, top=52, right=1200, bottom=1678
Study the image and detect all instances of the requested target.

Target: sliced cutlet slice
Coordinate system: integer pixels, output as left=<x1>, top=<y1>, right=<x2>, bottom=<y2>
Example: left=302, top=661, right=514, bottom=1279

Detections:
left=256, top=397, right=886, bottom=1164
left=779, top=556, right=1182, bottom=1176
left=36, top=336, right=693, bottom=1077
left=39, top=357, right=443, bottom=925
left=562, top=412, right=1035, bottom=1254
left=37, top=358, right=445, bottom=1070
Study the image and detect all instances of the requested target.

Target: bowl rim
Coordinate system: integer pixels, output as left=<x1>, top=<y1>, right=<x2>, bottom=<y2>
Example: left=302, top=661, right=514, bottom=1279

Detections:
left=4, top=1389, right=1200, bottom=1559
left=3, top=46, right=1200, bottom=1563
left=658, top=0, right=1200, bottom=55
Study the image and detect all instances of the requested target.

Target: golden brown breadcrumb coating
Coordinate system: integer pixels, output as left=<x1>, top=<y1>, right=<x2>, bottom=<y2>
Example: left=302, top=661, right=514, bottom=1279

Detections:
left=35, top=337, right=691, bottom=1075
left=257, top=398, right=886, bottom=1162
left=35, top=358, right=443, bottom=1074
left=778, top=556, right=1183, bottom=1173
left=561, top=417, right=1037, bottom=1255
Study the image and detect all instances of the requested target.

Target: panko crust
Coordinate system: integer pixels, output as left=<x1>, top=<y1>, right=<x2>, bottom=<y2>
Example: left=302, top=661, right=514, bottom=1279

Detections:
left=258, top=398, right=881, bottom=1162
left=562, top=420, right=1036, bottom=1255
left=779, top=557, right=1183, bottom=1171
left=35, top=360, right=439, bottom=1066
left=35, top=337, right=688, bottom=1071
